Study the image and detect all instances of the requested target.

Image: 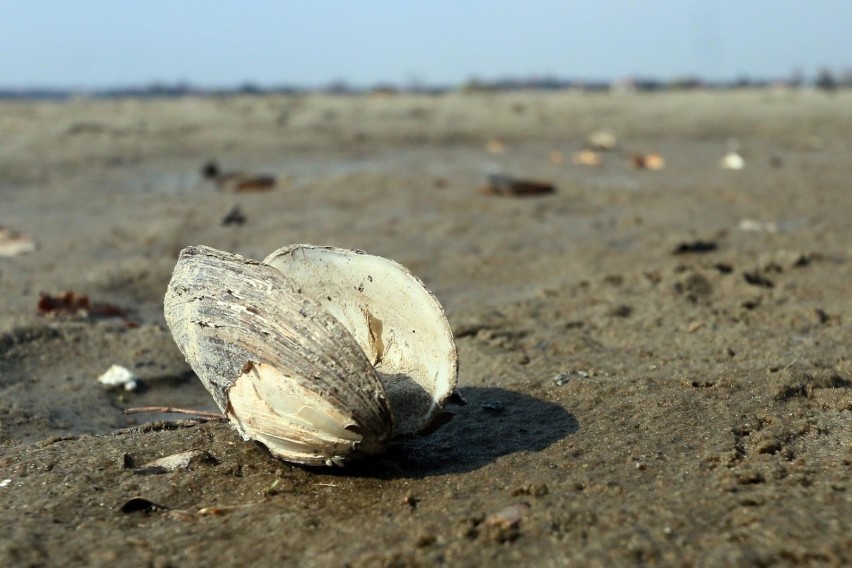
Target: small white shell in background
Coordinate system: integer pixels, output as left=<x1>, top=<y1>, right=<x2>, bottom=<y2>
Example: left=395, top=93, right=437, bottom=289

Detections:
left=738, top=219, right=778, bottom=233
left=720, top=151, right=745, bottom=170
left=0, top=226, right=36, bottom=257
left=136, top=450, right=214, bottom=474
left=97, top=365, right=139, bottom=391
left=588, top=127, right=617, bottom=151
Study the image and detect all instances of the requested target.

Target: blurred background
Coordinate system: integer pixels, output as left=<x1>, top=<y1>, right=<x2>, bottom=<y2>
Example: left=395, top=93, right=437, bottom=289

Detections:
left=1, top=0, right=851, bottom=95
left=1, top=7, right=851, bottom=562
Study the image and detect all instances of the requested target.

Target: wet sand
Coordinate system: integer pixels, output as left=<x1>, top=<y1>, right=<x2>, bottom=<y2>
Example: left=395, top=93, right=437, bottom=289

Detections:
left=0, top=90, right=850, bottom=565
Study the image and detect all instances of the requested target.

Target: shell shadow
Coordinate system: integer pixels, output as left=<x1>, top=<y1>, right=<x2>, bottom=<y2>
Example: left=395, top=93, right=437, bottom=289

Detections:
left=338, top=386, right=578, bottom=479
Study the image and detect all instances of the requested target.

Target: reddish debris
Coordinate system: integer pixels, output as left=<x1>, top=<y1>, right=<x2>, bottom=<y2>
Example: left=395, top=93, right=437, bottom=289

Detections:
left=234, top=175, right=276, bottom=192
left=38, top=291, right=91, bottom=316
left=202, top=161, right=277, bottom=192
left=631, top=153, right=665, bottom=170
left=38, top=291, right=128, bottom=319
left=480, top=174, right=555, bottom=197
left=93, top=303, right=129, bottom=318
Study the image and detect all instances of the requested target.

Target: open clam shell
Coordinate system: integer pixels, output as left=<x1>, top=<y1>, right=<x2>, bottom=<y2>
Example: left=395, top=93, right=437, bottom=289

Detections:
left=164, top=245, right=458, bottom=466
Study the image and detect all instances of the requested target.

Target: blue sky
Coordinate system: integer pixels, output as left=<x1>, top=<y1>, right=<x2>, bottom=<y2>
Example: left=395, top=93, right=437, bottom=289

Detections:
left=1, top=1, right=850, bottom=88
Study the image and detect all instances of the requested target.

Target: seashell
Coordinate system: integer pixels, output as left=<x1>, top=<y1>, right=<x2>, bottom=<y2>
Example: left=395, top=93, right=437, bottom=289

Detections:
left=631, top=153, right=665, bottom=170
left=572, top=150, right=603, bottom=167
left=97, top=364, right=139, bottom=392
left=588, top=127, right=617, bottom=151
left=164, top=245, right=458, bottom=466
left=0, top=226, right=36, bottom=257
left=720, top=151, right=745, bottom=170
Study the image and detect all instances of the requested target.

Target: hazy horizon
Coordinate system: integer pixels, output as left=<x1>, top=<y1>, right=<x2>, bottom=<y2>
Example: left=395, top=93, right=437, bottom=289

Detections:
left=2, top=1, right=850, bottom=90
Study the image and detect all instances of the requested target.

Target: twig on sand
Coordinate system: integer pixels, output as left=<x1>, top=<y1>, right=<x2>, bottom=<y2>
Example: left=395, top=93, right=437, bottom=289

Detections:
left=122, top=406, right=227, bottom=421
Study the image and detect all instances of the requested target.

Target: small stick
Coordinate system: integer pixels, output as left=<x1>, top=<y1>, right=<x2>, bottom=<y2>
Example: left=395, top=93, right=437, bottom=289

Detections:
left=782, top=356, right=801, bottom=372
left=122, top=406, right=227, bottom=421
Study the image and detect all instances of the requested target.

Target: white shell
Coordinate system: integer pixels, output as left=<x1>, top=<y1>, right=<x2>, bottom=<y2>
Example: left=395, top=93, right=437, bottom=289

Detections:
left=164, top=245, right=458, bottom=466
left=720, top=151, right=745, bottom=170
left=263, top=245, right=458, bottom=436
left=97, top=364, right=139, bottom=392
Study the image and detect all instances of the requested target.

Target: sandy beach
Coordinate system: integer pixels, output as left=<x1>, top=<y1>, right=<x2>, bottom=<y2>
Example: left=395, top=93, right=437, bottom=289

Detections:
left=1, top=90, right=850, bottom=565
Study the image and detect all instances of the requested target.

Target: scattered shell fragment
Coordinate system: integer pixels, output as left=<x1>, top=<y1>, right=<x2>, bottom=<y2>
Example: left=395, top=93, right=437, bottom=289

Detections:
left=632, top=153, right=665, bottom=170
left=552, top=373, right=570, bottom=387
left=480, top=174, right=555, bottom=197
left=0, top=227, right=36, bottom=257
left=485, top=502, right=531, bottom=528
left=135, top=450, right=215, bottom=474
left=720, top=151, right=745, bottom=170
left=164, top=245, right=458, bottom=467
left=588, top=128, right=617, bottom=151
left=738, top=219, right=778, bottom=233
left=98, top=365, right=139, bottom=391
left=572, top=150, right=603, bottom=167
left=485, top=501, right=531, bottom=542
left=0, top=479, right=11, bottom=488
left=687, top=321, right=703, bottom=333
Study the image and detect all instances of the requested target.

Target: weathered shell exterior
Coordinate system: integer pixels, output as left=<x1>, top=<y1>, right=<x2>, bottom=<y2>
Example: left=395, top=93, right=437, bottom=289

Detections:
left=164, top=246, right=393, bottom=466
left=163, top=244, right=458, bottom=467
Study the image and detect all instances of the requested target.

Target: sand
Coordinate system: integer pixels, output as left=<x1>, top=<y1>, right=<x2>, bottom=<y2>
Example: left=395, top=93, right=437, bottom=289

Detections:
left=0, top=90, right=850, bottom=566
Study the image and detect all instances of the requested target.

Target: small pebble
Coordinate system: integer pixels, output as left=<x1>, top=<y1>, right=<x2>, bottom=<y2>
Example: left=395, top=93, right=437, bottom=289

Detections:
left=120, top=497, right=167, bottom=514
left=553, top=373, right=570, bottom=387
left=447, top=390, right=468, bottom=405
left=222, top=205, right=247, bottom=226
left=481, top=401, right=504, bottom=412
left=415, top=534, right=436, bottom=548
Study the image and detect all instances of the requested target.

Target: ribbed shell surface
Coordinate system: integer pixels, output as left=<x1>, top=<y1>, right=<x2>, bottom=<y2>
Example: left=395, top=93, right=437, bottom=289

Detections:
left=164, top=246, right=393, bottom=465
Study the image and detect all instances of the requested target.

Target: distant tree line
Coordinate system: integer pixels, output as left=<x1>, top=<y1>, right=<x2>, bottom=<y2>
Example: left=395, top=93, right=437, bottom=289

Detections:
left=2, top=69, right=850, bottom=100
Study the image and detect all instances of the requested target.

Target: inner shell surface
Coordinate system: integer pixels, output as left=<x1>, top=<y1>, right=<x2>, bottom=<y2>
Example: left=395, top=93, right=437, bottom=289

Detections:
left=263, top=245, right=457, bottom=436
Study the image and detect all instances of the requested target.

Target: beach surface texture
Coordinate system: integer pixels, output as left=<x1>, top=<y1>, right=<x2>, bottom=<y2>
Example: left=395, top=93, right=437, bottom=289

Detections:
left=0, top=90, right=850, bottom=565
